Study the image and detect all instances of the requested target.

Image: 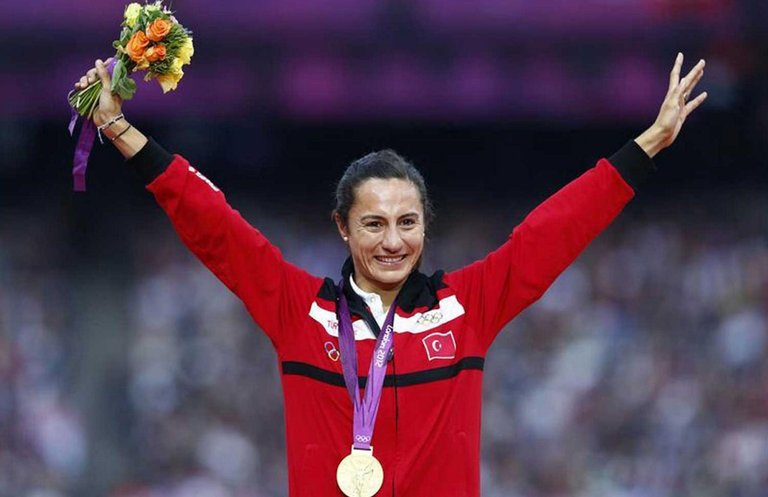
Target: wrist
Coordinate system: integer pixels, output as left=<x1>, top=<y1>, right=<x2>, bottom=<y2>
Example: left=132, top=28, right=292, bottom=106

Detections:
left=634, top=124, right=668, bottom=159
left=101, top=118, right=130, bottom=141
left=105, top=121, right=148, bottom=160
left=94, top=109, right=122, bottom=128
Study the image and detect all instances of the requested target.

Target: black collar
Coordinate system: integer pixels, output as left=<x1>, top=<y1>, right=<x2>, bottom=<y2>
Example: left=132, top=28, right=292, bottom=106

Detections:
left=329, top=257, right=445, bottom=337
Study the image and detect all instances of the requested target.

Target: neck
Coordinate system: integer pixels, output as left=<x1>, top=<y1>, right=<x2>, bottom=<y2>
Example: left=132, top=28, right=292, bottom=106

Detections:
left=378, top=289, right=399, bottom=310
left=352, top=276, right=402, bottom=310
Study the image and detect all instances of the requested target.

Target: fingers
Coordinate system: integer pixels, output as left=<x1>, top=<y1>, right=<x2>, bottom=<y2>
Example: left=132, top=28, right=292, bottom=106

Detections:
left=684, top=91, right=708, bottom=115
left=95, top=59, right=112, bottom=87
left=679, top=59, right=706, bottom=98
left=668, top=52, right=683, bottom=93
left=74, top=58, right=114, bottom=90
left=77, top=68, right=98, bottom=89
left=75, top=68, right=97, bottom=90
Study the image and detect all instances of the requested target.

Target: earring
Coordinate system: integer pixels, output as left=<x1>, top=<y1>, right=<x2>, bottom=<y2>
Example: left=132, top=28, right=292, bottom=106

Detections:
left=343, top=236, right=349, bottom=242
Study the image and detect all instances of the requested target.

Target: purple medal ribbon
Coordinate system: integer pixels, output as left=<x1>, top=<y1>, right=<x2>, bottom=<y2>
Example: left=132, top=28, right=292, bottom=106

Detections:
left=68, top=58, right=116, bottom=192
left=337, top=282, right=397, bottom=451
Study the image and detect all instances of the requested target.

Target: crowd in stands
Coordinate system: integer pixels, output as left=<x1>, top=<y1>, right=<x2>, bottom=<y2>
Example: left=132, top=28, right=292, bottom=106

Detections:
left=1, top=189, right=766, bottom=496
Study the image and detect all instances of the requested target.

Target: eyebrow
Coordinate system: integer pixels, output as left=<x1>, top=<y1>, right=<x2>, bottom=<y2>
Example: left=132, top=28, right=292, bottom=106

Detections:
left=359, top=212, right=420, bottom=222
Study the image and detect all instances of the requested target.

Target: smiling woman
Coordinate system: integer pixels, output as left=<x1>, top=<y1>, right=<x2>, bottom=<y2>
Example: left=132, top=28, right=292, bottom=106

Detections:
left=74, top=52, right=707, bottom=497
left=332, top=150, right=431, bottom=308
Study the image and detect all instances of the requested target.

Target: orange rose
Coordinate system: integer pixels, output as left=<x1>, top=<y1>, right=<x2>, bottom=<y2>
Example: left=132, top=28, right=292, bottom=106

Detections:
left=144, top=44, right=167, bottom=63
left=126, top=31, right=150, bottom=63
left=146, top=18, right=172, bottom=42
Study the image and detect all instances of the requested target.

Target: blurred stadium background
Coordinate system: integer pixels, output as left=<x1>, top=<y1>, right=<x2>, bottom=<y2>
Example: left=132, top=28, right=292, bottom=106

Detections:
left=1, top=0, right=768, bottom=496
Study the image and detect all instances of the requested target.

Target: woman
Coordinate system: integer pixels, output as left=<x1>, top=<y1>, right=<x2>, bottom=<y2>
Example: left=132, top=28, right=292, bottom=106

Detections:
left=75, top=53, right=705, bottom=497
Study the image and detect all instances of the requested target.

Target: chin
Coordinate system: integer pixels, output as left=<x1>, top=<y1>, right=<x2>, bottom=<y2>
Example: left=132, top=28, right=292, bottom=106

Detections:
left=355, top=254, right=421, bottom=291
left=371, top=267, right=413, bottom=289
left=377, top=273, right=409, bottom=288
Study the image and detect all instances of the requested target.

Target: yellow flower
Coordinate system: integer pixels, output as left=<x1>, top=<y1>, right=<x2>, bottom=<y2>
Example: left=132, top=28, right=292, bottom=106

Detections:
left=134, top=58, right=150, bottom=71
left=124, top=3, right=142, bottom=27
left=155, top=37, right=191, bottom=93
left=171, top=57, right=184, bottom=73
left=145, top=2, right=161, bottom=12
left=157, top=68, right=183, bottom=93
left=177, top=37, right=194, bottom=66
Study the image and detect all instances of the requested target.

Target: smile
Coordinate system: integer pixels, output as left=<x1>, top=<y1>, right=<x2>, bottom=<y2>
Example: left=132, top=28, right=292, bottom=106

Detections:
left=374, top=255, right=407, bottom=265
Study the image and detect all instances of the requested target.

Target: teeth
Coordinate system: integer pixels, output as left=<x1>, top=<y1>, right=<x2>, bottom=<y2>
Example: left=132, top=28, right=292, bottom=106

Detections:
left=377, top=256, right=406, bottom=263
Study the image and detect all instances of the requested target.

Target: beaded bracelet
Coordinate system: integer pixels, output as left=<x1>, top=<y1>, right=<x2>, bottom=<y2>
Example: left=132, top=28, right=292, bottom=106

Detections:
left=110, top=124, right=132, bottom=142
left=96, top=113, right=125, bottom=144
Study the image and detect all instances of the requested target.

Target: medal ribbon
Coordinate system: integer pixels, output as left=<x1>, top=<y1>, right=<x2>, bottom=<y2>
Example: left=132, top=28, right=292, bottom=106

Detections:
left=337, top=282, right=397, bottom=451
left=68, top=58, right=116, bottom=192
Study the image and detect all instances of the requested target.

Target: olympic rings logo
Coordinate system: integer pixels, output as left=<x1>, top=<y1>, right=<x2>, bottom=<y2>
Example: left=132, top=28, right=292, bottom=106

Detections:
left=354, top=435, right=371, bottom=443
left=324, top=342, right=340, bottom=362
left=416, top=311, right=443, bottom=325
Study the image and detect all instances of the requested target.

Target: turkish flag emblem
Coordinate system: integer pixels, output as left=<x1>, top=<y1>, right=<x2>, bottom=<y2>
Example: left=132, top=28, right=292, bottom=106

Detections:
left=422, top=331, right=457, bottom=361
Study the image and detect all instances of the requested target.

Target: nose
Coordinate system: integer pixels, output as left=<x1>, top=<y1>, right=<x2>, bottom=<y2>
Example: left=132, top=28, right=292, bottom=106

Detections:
left=381, top=225, right=404, bottom=252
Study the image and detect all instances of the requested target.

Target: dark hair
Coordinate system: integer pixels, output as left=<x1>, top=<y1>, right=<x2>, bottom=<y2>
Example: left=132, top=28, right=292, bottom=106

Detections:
left=333, top=149, right=434, bottom=228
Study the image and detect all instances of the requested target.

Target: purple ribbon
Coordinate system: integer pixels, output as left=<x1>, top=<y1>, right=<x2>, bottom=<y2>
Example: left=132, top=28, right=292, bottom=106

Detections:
left=68, top=59, right=116, bottom=192
left=337, top=282, right=397, bottom=451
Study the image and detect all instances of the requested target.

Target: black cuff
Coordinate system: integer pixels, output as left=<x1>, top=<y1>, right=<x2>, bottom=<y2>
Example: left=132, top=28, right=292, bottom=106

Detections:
left=126, top=137, right=174, bottom=185
left=608, top=140, right=656, bottom=190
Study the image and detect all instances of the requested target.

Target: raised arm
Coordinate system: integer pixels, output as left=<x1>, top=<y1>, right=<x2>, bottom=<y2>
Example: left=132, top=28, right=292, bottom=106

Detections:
left=635, top=53, right=707, bottom=159
left=74, top=60, right=323, bottom=348
left=445, top=53, right=707, bottom=348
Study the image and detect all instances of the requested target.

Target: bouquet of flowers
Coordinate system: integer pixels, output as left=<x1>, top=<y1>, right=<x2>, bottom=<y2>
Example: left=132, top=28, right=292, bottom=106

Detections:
left=68, top=1, right=194, bottom=118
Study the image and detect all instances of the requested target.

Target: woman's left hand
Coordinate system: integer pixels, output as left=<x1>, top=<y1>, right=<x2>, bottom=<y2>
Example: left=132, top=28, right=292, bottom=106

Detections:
left=635, top=53, right=707, bottom=158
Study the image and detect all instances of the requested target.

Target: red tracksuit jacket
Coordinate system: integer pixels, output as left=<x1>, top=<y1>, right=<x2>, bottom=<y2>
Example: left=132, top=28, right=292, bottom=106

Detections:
left=129, top=139, right=652, bottom=496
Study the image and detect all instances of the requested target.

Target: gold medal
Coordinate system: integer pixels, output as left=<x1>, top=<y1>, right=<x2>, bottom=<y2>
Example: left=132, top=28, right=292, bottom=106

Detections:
left=336, top=447, right=384, bottom=497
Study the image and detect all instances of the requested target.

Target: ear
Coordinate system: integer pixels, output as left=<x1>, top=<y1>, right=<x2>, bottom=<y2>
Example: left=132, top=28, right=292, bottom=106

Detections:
left=334, top=212, right=349, bottom=241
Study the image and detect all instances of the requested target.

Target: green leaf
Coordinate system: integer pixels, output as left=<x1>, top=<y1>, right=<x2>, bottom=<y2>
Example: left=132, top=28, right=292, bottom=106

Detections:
left=114, top=76, right=137, bottom=101
left=110, top=59, right=127, bottom=92
left=108, top=59, right=136, bottom=100
left=119, top=27, right=131, bottom=44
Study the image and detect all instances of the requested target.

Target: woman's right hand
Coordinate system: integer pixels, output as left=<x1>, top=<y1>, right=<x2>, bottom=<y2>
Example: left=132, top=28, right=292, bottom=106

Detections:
left=74, top=58, right=147, bottom=158
left=74, top=58, right=123, bottom=127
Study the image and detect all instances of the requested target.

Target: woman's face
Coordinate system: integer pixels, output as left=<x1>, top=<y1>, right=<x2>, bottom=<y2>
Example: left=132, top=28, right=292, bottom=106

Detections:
left=337, top=178, right=425, bottom=294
